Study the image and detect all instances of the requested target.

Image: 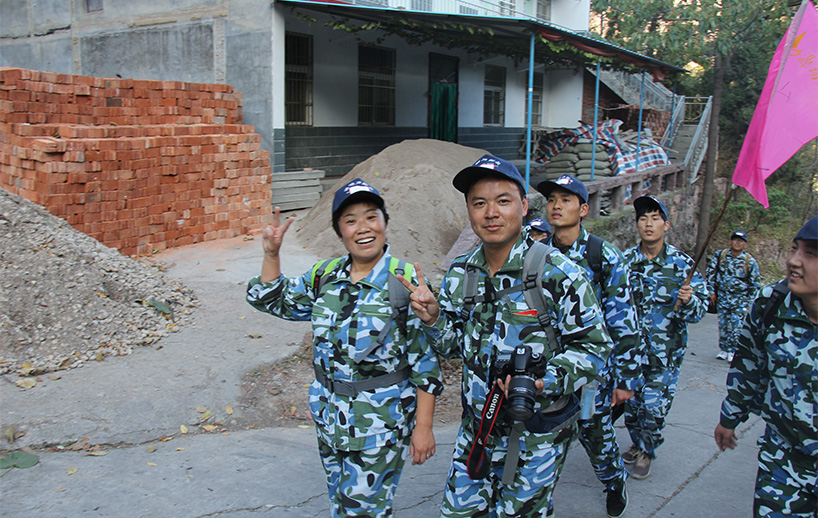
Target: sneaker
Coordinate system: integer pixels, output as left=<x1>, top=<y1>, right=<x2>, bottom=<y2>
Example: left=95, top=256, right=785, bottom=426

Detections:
left=726, top=351, right=734, bottom=362
left=605, top=480, right=628, bottom=518
left=716, top=351, right=728, bottom=360
left=631, top=452, right=652, bottom=479
left=622, top=444, right=640, bottom=465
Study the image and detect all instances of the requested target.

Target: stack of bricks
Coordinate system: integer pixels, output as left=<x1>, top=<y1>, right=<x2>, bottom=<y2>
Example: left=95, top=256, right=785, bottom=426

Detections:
left=0, top=67, right=271, bottom=256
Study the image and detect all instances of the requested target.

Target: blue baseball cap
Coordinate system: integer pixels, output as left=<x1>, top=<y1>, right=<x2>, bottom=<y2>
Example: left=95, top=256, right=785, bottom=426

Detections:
left=795, top=215, right=818, bottom=241
left=633, top=195, right=669, bottom=220
left=528, top=218, right=551, bottom=233
left=453, top=154, right=526, bottom=194
left=536, top=174, right=589, bottom=204
left=331, top=178, right=386, bottom=219
left=731, top=230, right=748, bottom=242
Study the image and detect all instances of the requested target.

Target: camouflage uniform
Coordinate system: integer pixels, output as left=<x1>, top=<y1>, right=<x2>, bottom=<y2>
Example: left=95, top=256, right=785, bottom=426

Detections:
left=719, top=282, right=818, bottom=517
left=433, top=233, right=613, bottom=517
left=706, top=249, right=761, bottom=354
left=546, top=227, right=642, bottom=491
left=246, top=246, right=444, bottom=518
left=622, top=242, right=707, bottom=458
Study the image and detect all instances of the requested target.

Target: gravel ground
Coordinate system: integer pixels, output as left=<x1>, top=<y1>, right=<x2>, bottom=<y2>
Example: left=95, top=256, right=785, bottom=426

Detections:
left=0, top=189, right=197, bottom=378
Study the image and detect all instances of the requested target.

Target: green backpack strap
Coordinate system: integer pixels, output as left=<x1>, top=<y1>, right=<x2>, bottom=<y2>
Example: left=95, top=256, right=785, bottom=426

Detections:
left=310, top=257, right=344, bottom=299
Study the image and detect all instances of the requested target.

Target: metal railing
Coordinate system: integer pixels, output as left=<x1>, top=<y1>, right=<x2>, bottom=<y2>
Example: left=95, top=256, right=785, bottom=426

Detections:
left=682, top=96, right=711, bottom=184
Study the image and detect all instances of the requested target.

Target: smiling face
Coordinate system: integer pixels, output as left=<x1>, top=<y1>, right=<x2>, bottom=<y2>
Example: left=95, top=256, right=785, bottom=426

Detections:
left=636, top=209, right=670, bottom=245
left=730, top=238, right=747, bottom=253
left=786, top=239, right=818, bottom=300
left=466, top=177, right=528, bottom=253
left=337, top=201, right=387, bottom=267
left=546, top=187, right=588, bottom=230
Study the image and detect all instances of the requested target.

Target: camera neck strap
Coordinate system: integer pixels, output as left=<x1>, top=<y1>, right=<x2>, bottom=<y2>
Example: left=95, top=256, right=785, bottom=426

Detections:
left=467, top=384, right=505, bottom=480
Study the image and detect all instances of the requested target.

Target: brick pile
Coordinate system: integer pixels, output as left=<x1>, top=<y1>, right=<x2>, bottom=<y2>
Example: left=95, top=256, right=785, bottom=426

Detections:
left=0, top=67, right=271, bottom=256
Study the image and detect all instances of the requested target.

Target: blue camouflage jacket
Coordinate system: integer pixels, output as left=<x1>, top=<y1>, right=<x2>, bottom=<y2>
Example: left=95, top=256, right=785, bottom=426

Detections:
left=623, top=242, right=708, bottom=370
left=546, top=227, right=643, bottom=391
left=706, top=249, right=761, bottom=310
left=433, top=232, right=612, bottom=425
left=720, top=282, right=818, bottom=458
left=246, top=246, right=444, bottom=451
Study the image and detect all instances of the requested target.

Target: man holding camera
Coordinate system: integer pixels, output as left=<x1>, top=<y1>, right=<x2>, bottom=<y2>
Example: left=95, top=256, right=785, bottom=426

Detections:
left=400, top=155, right=612, bottom=517
left=537, top=174, right=642, bottom=518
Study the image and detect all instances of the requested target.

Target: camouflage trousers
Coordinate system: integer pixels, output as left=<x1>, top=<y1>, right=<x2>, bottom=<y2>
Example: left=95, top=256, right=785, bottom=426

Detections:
left=576, top=383, right=627, bottom=490
left=717, top=303, right=750, bottom=353
left=317, top=433, right=410, bottom=518
left=754, top=427, right=818, bottom=518
left=440, top=422, right=574, bottom=518
left=623, top=366, right=681, bottom=459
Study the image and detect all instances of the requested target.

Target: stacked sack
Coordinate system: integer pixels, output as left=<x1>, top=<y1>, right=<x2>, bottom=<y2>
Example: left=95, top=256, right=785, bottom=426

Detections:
left=541, top=143, right=613, bottom=182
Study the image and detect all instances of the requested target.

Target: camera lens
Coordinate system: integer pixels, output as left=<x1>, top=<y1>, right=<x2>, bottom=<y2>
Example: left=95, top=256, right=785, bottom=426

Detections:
left=506, top=375, right=537, bottom=421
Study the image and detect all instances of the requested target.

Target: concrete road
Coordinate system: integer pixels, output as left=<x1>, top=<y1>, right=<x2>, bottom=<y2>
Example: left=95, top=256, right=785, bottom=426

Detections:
left=0, top=232, right=761, bottom=517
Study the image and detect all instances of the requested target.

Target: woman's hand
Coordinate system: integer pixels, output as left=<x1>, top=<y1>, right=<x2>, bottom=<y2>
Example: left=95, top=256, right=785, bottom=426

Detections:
left=397, top=263, right=440, bottom=326
left=262, top=206, right=295, bottom=258
left=409, top=425, right=436, bottom=465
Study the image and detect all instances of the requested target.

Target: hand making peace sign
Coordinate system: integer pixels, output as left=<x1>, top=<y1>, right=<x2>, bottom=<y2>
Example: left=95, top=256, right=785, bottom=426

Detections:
left=396, top=263, right=440, bottom=326
left=262, top=206, right=296, bottom=258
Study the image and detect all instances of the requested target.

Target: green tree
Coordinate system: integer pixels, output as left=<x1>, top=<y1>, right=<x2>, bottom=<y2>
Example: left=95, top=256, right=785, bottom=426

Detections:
left=591, top=0, right=793, bottom=254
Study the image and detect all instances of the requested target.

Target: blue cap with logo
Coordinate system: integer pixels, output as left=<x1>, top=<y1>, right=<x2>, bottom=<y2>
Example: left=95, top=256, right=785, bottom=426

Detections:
left=795, top=215, right=818, bottom=241
left=332, top=178, right=386, bottom=218
left=527, top=217, right=551, bottom=233
left=730, top=230, right=748, bottom=242
left=453, top=154, right=526, bottom=194
left=536, top=174, right=589, bottom=204
left=633, top=195, right=669, bottom=220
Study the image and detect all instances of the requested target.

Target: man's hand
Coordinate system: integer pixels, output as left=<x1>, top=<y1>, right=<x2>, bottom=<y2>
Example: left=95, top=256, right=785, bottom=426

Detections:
left=678, top=284, right=693, bottom=304
left=714, top=423, right=738, bottom=451
left=397, top=264, right=440, bottom=326
left=496, top=375, right=545, bottom=396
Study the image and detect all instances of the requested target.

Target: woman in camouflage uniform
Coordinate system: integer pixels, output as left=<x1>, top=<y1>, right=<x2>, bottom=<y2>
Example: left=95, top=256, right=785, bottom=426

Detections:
left=246, top=178, right=444, bottom=518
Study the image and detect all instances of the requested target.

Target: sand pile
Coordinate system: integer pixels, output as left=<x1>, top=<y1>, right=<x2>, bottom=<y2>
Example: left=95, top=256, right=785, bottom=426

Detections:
left=293, top=139, right=486, bottom=280
left=0, top=189, right=197, bottom=377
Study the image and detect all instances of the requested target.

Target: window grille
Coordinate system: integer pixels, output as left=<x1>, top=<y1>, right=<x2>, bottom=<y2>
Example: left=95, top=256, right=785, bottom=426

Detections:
left=499, top=0, right=515, bottom=16
left=536, top=0, right=551, bottom=21
left=358, top=46, right=396, bottom=126
left=411, top=0, right=433, bottom=11
left=483, top=65, right=505, bottom=126
left=459, top=5, right=478, bottom=14
left=285, top=32, right=314, bottom=126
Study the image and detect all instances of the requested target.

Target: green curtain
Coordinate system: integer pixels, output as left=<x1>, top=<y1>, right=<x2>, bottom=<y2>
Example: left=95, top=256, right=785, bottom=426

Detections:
left=430, top=82, right=457, bottom=142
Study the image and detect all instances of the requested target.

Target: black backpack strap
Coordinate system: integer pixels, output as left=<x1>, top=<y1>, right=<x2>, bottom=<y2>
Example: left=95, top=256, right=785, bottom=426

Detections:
left=459, top=263, right=482, bottom=320
left=585, top=233, right=604, bottom=286
left=520, top=241, right=562, bottom=355
left=760, top=280, right=788, bottom=329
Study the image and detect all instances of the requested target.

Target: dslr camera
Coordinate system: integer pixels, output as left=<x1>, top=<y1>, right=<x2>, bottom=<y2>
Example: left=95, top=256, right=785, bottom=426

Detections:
left=492, top=345, right=547, bottom=422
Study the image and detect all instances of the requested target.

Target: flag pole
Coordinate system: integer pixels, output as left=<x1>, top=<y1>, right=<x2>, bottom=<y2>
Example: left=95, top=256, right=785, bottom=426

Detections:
left=673, top=183, right=737, bottom=310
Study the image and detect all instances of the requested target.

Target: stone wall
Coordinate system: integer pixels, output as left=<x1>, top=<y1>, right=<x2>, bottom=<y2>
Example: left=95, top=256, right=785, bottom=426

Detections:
left=0, top=67, right=271, bottom=256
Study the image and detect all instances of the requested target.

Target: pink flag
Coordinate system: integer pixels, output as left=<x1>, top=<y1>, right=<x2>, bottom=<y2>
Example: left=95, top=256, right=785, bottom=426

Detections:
left=732, top=0, right=818, bottom=207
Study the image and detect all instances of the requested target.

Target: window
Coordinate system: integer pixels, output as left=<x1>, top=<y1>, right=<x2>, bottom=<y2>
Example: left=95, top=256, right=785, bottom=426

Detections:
left=285, top=32, right=313, bottom=126
left=86, top=0, right=103, bottom=13
left=459, top=5, right=478, bottom=15
left=411, top=0, right=432, bottom=11
left=483, top=65, right=505, bottom=126
left=536, top=0, right=551, bottom=21
left=359, top=46, right=396, bottom=126
left=526, top=72, right=544, bottom=126
left=499, top=0, right=515, bottom=16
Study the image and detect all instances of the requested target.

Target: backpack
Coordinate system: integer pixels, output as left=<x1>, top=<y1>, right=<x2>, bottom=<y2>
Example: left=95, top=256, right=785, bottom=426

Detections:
left=453, top=241, right=561, bottom=355
left=715, top=249, right=752, bottom=282
left=310, top=256, right=413, bottom=363
left=760, top=280, right=788, bottom=330
left=585, top=234, right=605, bottom=286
